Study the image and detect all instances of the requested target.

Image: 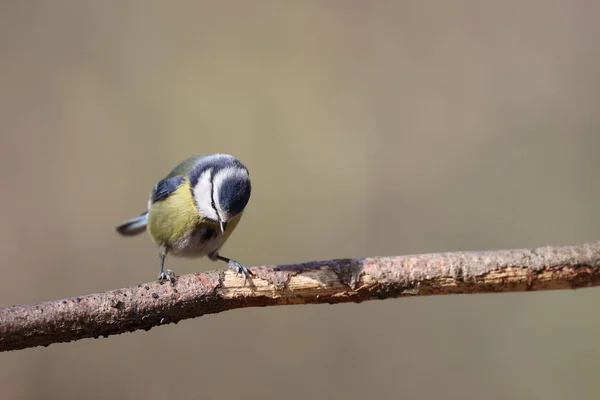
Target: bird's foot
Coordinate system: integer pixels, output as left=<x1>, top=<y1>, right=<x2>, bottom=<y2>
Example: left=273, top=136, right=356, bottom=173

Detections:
left=158, top=269, right=175, bottom=283
left=228, top=260, right=254, bottom=285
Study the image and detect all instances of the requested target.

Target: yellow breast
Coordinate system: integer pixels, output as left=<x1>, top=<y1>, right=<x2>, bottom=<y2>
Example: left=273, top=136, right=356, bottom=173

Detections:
left=147, top=181, right=206, bottom=246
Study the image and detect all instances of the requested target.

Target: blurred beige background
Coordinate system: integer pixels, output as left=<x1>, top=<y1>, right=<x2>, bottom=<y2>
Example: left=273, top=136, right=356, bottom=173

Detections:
left=1, top=1, right=600, bottom=399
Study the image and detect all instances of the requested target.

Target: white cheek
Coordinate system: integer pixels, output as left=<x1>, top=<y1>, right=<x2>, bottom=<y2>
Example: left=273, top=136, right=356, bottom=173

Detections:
left=193, top=169, right=219, bottom=221
left=212, top=167, right=249, bottom=220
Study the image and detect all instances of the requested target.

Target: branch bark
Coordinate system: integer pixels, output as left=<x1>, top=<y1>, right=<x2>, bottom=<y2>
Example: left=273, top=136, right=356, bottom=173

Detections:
left=2, top=241, right=600, bottom=352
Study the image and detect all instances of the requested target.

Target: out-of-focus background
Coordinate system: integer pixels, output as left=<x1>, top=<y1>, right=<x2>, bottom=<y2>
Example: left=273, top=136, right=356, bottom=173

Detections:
left=1, top=1, right=600, bottom=399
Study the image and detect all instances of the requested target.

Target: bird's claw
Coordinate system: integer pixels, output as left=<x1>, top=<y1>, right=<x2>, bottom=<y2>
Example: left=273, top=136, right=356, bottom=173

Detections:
left=228, top=260, right=254, bottom=285
left=158, top=269, right=175, bottom=283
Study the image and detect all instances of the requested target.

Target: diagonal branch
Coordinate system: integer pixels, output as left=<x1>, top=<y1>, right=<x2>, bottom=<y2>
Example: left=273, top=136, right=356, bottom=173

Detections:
left=1, top=241, right=600, bottom=352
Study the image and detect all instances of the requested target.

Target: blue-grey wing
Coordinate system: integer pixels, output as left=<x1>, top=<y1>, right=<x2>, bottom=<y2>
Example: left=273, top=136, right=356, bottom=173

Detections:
left=150, top=175, right=186, bottom=203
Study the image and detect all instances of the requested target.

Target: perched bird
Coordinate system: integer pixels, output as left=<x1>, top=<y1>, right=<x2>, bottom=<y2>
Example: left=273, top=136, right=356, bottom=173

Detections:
left=116, top=154, right=253, bottom=282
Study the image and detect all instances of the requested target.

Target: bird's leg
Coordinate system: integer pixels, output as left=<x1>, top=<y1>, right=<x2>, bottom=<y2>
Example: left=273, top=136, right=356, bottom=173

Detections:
left=210, top=252, right=253, bottom=285
left=157, top=249, right=174, bottom=282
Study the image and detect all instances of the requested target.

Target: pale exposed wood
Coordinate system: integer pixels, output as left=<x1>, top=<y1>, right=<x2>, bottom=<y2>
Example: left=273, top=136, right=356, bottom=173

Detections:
left=1, top=241, right=599, bottom=352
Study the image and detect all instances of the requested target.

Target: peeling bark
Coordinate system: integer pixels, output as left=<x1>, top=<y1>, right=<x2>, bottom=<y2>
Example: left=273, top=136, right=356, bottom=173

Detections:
left=1, top=241, right=599, bottom=352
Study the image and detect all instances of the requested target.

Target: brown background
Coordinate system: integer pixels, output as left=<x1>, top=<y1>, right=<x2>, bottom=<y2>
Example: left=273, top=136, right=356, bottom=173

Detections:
left=1, top=1, right=600, bottom=399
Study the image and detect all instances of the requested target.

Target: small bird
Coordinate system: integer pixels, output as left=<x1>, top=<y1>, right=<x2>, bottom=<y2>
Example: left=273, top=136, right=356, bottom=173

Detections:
left=116, top=154, right=253, bottom=282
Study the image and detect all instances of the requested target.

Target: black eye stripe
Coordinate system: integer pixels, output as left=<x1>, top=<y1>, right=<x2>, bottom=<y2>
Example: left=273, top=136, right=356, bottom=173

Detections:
left=209, top=174, right=218, bottom=217
left=187, top=155, right=249, bottom=220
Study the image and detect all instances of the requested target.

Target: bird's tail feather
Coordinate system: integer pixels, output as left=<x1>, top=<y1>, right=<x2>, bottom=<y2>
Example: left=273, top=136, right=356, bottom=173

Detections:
left=116, top=212, right=148, bottom=236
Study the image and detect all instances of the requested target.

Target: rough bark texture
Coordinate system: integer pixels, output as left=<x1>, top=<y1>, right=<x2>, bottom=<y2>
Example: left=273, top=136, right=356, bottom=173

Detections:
left=1, top=241, right=600, bottom=352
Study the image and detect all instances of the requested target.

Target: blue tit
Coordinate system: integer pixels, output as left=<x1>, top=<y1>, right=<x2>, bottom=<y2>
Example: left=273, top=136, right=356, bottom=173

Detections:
left=116, top=154, right=253, bottom=282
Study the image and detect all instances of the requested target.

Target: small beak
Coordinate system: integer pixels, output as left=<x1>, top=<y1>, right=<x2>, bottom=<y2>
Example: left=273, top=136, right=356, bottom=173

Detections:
left=219, top=221, right=228, bottom=233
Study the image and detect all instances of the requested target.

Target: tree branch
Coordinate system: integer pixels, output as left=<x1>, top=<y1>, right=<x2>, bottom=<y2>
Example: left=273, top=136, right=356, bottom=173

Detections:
left=1, top=241, right=600, bottom=352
